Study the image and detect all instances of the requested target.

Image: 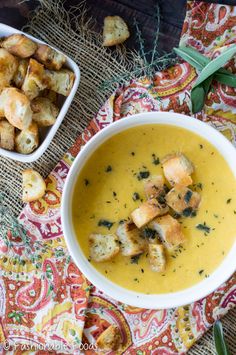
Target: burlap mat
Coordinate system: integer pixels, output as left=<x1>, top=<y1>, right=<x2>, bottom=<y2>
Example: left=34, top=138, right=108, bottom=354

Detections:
left=0, top=0, right=235, bottom=352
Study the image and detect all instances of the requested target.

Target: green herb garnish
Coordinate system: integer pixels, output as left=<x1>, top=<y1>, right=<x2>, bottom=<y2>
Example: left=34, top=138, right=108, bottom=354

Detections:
left=143, top=228, right=156, bottom=240
left=196, top=222, right=211, bottom=234
left=182, top=207, right=196, bottom=217
left=152, top=153, right=160, bottom=165
left=199, top=269, right=204, bottom=275
left=137, top=171, right=150, bottom=180
left=226, top=198, right=231, bottom=204
left=98, top=219, right=114, bottom=230
left=84, top=179, right=89, bottom=186
left=184, top=190, right=193, bottom=203
left=105, top=165, right=112, bottom=172
left=131, top=255, right=141, bottom=264
left=132, top=192, right=140, bottom=201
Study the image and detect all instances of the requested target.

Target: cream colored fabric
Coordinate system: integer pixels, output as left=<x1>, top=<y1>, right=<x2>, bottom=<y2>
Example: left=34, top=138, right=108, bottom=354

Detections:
left=0, top=0, right=235, bottom=352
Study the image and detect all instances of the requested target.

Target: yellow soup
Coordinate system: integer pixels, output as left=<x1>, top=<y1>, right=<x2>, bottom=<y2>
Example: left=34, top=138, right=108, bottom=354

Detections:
left=72, top=124, right=236, bottom=294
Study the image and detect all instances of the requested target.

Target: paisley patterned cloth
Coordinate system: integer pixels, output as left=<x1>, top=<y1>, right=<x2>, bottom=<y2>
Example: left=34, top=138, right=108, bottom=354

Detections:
left=1, top=1, right=236, bottom=353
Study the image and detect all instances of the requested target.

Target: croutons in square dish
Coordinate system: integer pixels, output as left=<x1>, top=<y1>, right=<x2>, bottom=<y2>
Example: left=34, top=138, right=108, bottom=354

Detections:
left=0, top=32, right=75, bottom=155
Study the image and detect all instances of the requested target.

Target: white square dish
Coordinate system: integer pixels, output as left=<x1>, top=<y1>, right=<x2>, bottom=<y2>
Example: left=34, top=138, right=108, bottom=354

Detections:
left=0, top=23, right=80, bottom=163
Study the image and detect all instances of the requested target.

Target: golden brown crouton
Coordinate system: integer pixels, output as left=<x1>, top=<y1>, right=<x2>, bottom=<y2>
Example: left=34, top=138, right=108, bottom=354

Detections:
left=45, top=68, right=75, bottom=96
left=116, top=222, right=146, bottom=256
left=144, top=175, right=165, bottom=199
left=2, top=88, right=32, bottom=130
left=148, top=244, right=166, bottom=272
left=15, top=122, right=39, bottom=154
left=103, top=16, right=130, bottom=46
left=131, top=198, right=169, bottom=229
left=166, top=185, right=201, bottom=216
left=149, top=214, right=185, bottom=251
left=41, top=89, right=58, bottom=104
left=0, top=48, right=18, bottom=91
left=96, top=325, right=121, bottom=351
left=22, top=59, right=47, bottom=100
left=34, top=44, right=66, bottom=70
left=31, top=97, right=59, bottom=127
left=0, top=120, right=15, bottom=151
left=22, top=169, right=46, bottom=202
left=89, top=234, right=120, bottom=262
left=162, top=153, right=194, bottom=187
left=13, top=59, right=28, bottom=88
left=1, top=34, right=37, bottom=58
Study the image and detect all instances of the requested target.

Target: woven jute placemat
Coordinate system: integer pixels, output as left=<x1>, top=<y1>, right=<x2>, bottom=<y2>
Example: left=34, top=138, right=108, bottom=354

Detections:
left=0, top=0, right=235, bottom=352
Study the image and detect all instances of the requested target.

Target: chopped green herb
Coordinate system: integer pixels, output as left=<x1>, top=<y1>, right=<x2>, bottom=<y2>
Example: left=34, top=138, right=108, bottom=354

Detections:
left=98, top=219, right=114, bottom=230
left=119, top=219, right=127, bottom=224
left=199, top=144, right=203, bottom=149
left=184, top=190, right=193, bottom=203
left=137, top=171, right=150, bottom=180
left=143, top=228, right=156, bottom=240
left=105, top=165, right=112, bottom=172
left=84, top=179, right=89, bottom=186
left=227, top=198, right=232, bottom=204
left=196, top=222, right=211, bottom=234
left=152, top=153, right=160, bottom=165
left=182, top=207, right=196, bottom=217
left=106, top=201, right=111, bottom=204
left=131, top=255, right=141, bottom=264
left=196, top=182, right=203, bottom=190
left=132, top=192, right=140, bottom=201
left=199, top=269, right=204, bottom=275
left=113, top=191, right=117, bottom=197
left=141, top=268, right=144, bottom=273
left=131, top=152, right=135, bottom=156
left=134, top=278, right=139, bottom=282
left=157, top=193, right=166, bottom=205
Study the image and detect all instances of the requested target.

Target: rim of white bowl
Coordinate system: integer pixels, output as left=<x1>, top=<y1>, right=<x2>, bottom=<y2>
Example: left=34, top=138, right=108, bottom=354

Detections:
left=61, top=111, right=236, bottom=309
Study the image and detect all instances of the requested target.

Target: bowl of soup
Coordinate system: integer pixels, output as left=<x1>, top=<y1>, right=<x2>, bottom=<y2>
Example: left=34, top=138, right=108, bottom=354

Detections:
left=61, top=112, right=236, bottom=309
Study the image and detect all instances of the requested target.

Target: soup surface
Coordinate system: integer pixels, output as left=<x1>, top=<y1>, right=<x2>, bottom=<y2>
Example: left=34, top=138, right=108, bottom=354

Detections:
left=72, top=124, right=236, bottom=294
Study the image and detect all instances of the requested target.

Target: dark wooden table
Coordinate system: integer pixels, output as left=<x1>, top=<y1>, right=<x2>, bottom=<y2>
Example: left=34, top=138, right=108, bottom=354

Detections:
left=1, top=0, right=236, bottom=55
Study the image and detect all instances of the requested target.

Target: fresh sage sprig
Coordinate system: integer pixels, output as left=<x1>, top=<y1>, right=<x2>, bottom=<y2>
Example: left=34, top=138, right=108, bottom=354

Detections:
left=174, top=46, right=236, bottom=113
left=213, top=321, right=231, bottom=355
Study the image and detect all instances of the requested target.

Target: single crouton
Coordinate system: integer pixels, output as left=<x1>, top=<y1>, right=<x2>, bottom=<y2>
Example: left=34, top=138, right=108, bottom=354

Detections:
left=0, top=48, right=18, bottom=91
left=22, top=59, right=47, bottom=100
left=1, top=34, right=37, bottom=58
left=89, top=233, right=120, bottom=262
left=131, top=198, right=169, bottom=229
left=15, top=122, right=39, bottom=154
left=45, top=68, right=75, bottom=96
left=13, top=58, right=28, bottom=88
left=144, top=175, right=166, bottom=199
left=148, top=244, right=166, bottom=272
left=41, top=89, right=58, bottom=104
left=103, top=16, right=130, bottom=46
left=162, top=153, right=194, bottom=187
left=0, top=120, right=15, bottom=151
left=96, top=325, right=121, bottom=351
left=22, top=169, right=46, bottom=202
left=34, top=44, right=66, bottom=70
left=166, top=185, right=201, bottom=216
left=2, top=88, right=32, bottom=130
left=116, top=222, right=146, bottom=256
left=31, top=97, right=59, bottom=126
left=149, top=214, right=185, bottom=251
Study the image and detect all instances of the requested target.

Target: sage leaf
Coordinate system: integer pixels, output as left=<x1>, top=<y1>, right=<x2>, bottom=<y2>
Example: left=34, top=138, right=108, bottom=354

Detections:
left=174, top=46, right=206, bottom=70
left=214, top=72, right=236, bottom=87
left=191, top=75, right=213, bottom=113
left=193, top=45, right=236, bottom=88
left=213, top=321, right=231, bottom=355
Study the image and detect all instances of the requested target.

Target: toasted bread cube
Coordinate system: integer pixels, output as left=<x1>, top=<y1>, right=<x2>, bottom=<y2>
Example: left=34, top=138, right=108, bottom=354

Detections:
left=45, top=68, right=75, bottom=96
left=22, top=59, right=47, bottom=100
left=34, top=44, right=66, bottom=70
left=2, top=34, right=37, bottom=58
left=13, top=59, right=28, bottom=88
left=41, top=89, right=58, bottom=104
left=15, top=122, right=39, bottom=154
left=116, top=222, right=146, bottom=256
left=166, top=186, right=201, bottom=216
left=31, top=97, right=59, bottom=127
left=103, top=16, right=130, bottom=46
left=96, top=325, right=121, bottom=351
left=131, top=198, right=169, bottom=229
left=162, top=153, right=194, bottom=187
left=148, top=244, right=166, bottom=272
left=144, top=175, right=165, bottom=199
left=22, top=169, right=46, bottom=202
left=149, top=215, right=185, bottom=251
left=89, top=234, right=120, bottom=262
left=2, top=88, right=32, bottom=130
left=0, top=48, right=18, bottom=91
left=0, top=120, right=15, bottom=151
